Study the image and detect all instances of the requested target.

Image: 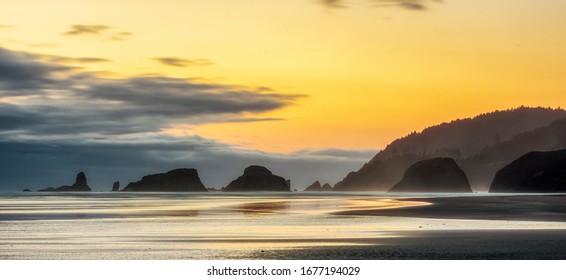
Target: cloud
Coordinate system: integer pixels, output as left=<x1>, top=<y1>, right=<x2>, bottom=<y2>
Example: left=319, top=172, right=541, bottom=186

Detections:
left=36, top=54, right=110, bottom=64
left=319, top=0, right=441, bottom=10
left=292, top=148, right=379, bottom=160
left=0, top=47, right=303, bottom=138
left=110, top=32, right=133, bottom=41
left=64, top=24, right=110, bottom=36
left=0, top=48, right=74, bottom=90
left=319, top=0, right=346, bottom=8
left=63, top=25, right=133, bottom=40
left=154, top=57, right=214, bottom=67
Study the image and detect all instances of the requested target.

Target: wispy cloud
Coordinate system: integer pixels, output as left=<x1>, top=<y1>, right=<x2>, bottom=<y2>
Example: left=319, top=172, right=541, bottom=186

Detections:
left=319, top=0, right=442, bottom=11
left=63, top=24, right=133, bottom=41
left=154, top=57, right=214, bottom=67
left=319, top=0, right=346, bottom=9
left=110, top=31, right=133, bottom=41
left=64, top=24, right=110, bottom=36
left=36, top=54, right=110, bottom=64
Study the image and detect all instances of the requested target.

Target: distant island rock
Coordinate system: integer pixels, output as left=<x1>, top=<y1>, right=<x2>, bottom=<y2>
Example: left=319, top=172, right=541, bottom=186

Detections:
left=489, top=149, right=566, bottom=193
left=122, top=169, right=207, bottom=192
left=304, top=181, right=332, bottom=191
left=22, top=188, right=31, bottom=192
left=388, top=158, right=472, bottom=192
left=304, top=181, right=322, bottom=191
left=38, top=172, right=92, bottom=192
left=223, top=165, right=290, bottom=192
left=112, top=181, right=120, bottom=192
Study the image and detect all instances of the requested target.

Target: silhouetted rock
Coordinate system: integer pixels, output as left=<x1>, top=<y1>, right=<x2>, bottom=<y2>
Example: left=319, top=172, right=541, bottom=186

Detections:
left=223, top=165, right=290, bottom=192
left=38, top=172, right=92, bottom=192
left=112, top=181, right=120, bottom=192
left=22, top=188, right=31, bottom=192
left=304, top=181, right=322, bottom=191
left=304, top=181, right=333, bottom=191
left=490, top=149, right=566, bottom=193
left=122, top=169, right=207, bottom=192
left=389, top=158, right=472, bottom=192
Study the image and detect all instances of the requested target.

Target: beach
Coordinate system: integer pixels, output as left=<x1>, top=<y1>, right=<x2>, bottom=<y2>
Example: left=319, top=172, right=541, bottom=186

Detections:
left=1, top=192, right=566, bottom=260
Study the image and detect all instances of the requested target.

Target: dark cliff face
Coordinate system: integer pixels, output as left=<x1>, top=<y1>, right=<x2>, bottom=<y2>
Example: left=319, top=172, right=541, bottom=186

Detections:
left=38, top=172, right=92, bottom=192
left=490, top=149, right=566, bottom=193
left=223, top=165, right=290, bottom=192
left=388, top=158, right=472, bottom=193
left=122, top=168, right=207, bottom=192
left=321, top=183, right=332, bottom=191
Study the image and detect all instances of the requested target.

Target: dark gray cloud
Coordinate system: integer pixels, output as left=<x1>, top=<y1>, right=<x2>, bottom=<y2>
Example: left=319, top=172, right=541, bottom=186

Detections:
left=0, top=48, right=73, bottom=90
left=319, top=0, right=441, bottom=10
left=63, top=25, right=133, bottom=40
left=154, top=57, right=214, bottom=67
left=0, top=47, right=303, bottom=137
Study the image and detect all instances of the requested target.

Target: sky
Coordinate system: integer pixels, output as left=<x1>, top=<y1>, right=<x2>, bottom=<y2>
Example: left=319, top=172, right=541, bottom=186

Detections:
left=1, top=0, right=566, bottom=190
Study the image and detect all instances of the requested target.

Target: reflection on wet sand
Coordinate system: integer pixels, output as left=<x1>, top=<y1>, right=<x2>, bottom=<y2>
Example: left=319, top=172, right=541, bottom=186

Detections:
left=235, top=201, right=291, bottom=215
left=2, top=193, right=566, bottom=259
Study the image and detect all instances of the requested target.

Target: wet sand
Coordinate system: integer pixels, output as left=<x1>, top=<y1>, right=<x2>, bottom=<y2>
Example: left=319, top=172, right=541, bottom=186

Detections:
left=2, top=193, right=566, bottom=259
left=336, top=195, right=566, bottom=222
left=257, top=229, right=566, bottom=260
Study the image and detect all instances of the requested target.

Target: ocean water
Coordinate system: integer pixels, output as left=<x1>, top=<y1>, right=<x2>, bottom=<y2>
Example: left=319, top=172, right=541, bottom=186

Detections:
left=1, top=192, right=565, bottom=259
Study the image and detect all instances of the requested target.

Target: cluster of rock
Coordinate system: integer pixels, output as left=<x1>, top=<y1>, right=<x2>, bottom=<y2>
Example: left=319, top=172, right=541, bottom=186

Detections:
left=38, top=172, right=91, bottom=192
left=30, top=165, right=292, bottom=192
left=24, top=148, right=566, bottom=193
left=304, top=181, right=332, bottom=192
left=385, top=149, right=566, bottom=193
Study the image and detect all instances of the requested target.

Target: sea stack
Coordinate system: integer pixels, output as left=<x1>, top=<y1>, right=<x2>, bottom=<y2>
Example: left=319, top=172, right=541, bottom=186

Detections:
left=38, top=172, right=92, bottom=192
left=388, top=158, right=472, bottom=193
left=223, top=165, right=290, bottom=192
left=304, top=181, right=322, bottom=191
left=304, top=181, right=333, bottom=191
left=122, top=169, right=207, bottom=192
left=112, top=181, right=120, bottom=192
left=490, top=149, right=566, bottom=193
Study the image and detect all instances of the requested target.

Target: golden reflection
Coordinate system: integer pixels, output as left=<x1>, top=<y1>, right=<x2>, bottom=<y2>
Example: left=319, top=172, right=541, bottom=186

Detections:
left=235, top=201, right=291, bottom=216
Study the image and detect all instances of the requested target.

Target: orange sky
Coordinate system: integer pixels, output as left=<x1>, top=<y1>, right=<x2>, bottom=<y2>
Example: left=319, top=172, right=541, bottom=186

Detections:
left=2, top=0, right=566, bottom=152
